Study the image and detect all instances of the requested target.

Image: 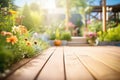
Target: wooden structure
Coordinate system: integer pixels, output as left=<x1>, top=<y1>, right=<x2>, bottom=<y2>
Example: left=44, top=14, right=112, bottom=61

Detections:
left=102, top=0, right=107, bottom=31
left=90, top=3, right=120, bottom=19
left=87, top=0, right=120, bottom=31
left=91, top=4, right=120, bottom=20
left=2, top=46, right=120, bottom=80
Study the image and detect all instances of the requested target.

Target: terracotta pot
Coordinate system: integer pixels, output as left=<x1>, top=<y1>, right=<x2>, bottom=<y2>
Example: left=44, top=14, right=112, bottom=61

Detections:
left=54, top=40, right=62, bottom=46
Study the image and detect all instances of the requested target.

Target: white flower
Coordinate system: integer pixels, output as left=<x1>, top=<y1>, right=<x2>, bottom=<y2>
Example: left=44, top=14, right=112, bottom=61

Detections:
left=12, top=26, right=19, bottom=34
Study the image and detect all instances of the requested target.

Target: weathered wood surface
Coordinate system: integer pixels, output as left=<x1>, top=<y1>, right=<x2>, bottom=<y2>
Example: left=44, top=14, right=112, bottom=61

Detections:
left=5, top=46, right=120, bottom=80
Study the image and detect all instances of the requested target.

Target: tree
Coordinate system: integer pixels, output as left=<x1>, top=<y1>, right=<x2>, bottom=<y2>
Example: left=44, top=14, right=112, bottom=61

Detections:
left=56, top=0, right=94, bottom=27
left=29, top=2, right=45, bottom=33
left=22, top=4, right=34, bottom=30
left=29, top=2, right=40, bottom=12
left=0, top=0, right=15, bottom=7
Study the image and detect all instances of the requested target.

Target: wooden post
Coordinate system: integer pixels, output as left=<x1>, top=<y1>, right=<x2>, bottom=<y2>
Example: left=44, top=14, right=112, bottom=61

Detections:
left=102, top=0, right=107, bottom=32
left=65, top=0, right=70, bottom=31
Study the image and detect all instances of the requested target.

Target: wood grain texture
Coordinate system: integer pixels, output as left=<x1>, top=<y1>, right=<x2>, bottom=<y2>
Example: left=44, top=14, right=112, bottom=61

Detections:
left=64, top=46, right=94, bottom=80
left=5, top=46, right=120, bottom=80
left=6, top=47, right=56, bottom=80
left=37, top=47, right=65, bottom=80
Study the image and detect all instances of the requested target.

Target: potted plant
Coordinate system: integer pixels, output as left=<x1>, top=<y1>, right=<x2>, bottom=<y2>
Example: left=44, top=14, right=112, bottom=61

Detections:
left=85, top=32, right=97, bottom=46
left=60, top=31, right=71, bottom=45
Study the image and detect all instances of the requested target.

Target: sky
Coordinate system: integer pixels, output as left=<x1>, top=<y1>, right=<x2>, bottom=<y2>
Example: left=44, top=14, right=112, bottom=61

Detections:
left=92, top=0, right=120, bottom=5
left=14, top=0, right=56, bottom=8
left=14, top=0, right=120, bottom=7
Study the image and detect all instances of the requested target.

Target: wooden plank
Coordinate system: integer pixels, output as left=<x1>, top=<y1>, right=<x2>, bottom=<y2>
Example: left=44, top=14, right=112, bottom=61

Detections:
left=64, top=47, right=95, bottom=80
left=76, top=55, right=120, bottom=80
left=82, top=47, right=120, bottom=72
left=37, top=47, right=65, bottom=80
left=6, top=47, right=56, bottom=80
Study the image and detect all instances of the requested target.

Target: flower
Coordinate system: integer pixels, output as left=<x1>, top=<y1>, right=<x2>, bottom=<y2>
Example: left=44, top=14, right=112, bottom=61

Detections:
left=19, top=25, right=28, bottom=34
left=6, top=36, right=18, bottom=45
left=26, top=41, right=32, bottom=46
left=68, top=22, right=75, bottom=27
left=24, top=38, right=28, bottom=41
left=34, top=41, right=37, bottom=45
left=12, top=25, right=28, bottom=34
left=85, top=32, right=97, bottom=40
left=1, top=31, right=6, bottom=36
left=9, top=10, right=17, bottom=15
left=6, top=32, right=13, bottom=36
left=12, top=26, right=19, bottom=34
left=1, top=31, right=12, bottom=36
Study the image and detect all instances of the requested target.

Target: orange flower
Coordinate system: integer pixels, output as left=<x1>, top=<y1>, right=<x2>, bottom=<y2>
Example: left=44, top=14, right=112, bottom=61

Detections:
left=6, top=32, right=13, bottom=36
left=1, top=31, right=13, bottom=36
left=6, top=36, right=18, bottom=45
left=19, top=25, right=28, bottom=34
left=1, top=31, right=6, bottom=36
left=26, top=41, right=32, bottom=46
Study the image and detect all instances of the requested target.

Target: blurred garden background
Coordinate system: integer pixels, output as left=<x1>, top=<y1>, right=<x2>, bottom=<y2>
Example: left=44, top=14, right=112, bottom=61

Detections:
left=1, top=0, right=120, bottom=78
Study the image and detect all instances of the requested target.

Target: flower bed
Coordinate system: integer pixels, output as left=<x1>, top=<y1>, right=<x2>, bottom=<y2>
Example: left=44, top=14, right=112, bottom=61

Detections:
left=0, top=25, right=49, bottom=77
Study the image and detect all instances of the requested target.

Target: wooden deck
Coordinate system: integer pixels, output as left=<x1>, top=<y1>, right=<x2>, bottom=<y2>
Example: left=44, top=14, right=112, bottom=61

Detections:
left=4, top=46, right=120, bottom=80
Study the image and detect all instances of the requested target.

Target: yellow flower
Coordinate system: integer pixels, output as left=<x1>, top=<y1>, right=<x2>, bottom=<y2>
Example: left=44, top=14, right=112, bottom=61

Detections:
left=26, top=41, right=32, bottom=46
left=24, top=38, right=28, bottom=41
left=34, top=41, right=37, bottom=45
left=6, top=36, right=18, bottom=45
left=9, top=10, right=17, bottom=15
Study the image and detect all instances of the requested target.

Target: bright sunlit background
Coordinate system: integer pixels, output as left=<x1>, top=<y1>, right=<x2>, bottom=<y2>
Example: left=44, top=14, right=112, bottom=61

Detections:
left=14, top=0, right=56, bottom=9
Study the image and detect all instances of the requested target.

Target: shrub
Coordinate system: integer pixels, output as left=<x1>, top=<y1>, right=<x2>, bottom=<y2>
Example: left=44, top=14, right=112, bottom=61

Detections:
left=0, top=46, right=14, bottom=72
left=88, top=20, right=102, bottom=32
left=97, top=24, right=120, bottom=42
left=49, top=33, right=56, bottom=40
left=61, top=31, right=71, bottom=41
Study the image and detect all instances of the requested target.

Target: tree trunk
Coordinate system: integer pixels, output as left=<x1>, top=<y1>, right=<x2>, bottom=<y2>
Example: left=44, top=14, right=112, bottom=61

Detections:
left=65, top=0, right=70, bottom=30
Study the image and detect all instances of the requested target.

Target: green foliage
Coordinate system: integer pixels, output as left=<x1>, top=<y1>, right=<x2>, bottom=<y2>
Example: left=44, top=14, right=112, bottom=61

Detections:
left=97, top=24, right=120, bottom=42
left=31, top=12, right=45, bottom=33
left=0, top=1, right=49, bottom=74
left=0, top=47, right=14, bottom=72
left=0, top=26, right=49, bottom=73
left=61, top=31, right=71, bottom=41
left=0, top=4, right=17, bottom=31
left=88, top=20, right=102, bottom=32
left=22, top=4, right=34, bottom=30
left=107, top=20, right=118, bottom=28
left=46, top=22, right=65, bottom=40
left=0, top=0, right=15, bottom=7
left=49, top=33, right=56, bottom=40
left=55, top=28, right=60, bottom=40
left=21, top=3, right=45, bottom=33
